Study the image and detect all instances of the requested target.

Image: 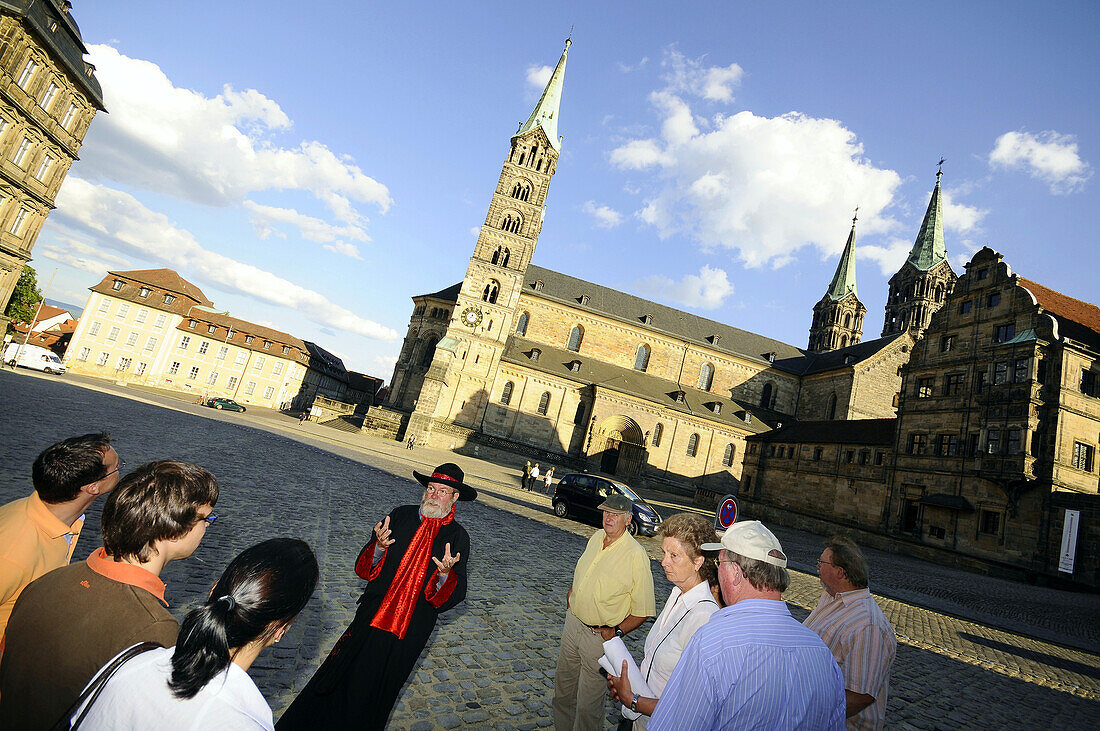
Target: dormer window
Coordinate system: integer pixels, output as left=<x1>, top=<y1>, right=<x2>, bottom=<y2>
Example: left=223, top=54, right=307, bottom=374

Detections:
left=711, top=402, right=722, bottom=414
left=111, top=279, right=123, bottom=291
left=766, top=352, right=776, bottom=363
left=208, top=325, right=217, bottom=334
left=263, top=341, right=271, bottom=350
left=530, top=348, right=541, bottom=362
left=710, top=335, right=721, bottom=345
left=282, top=346, right=290, bottom=355
left=138, top=287, right=150, bottom=298
left=187, top=320, right=197, bottom=329
left=534, top=280, right=544, bottom=292
left=569, top=360, right=581, bottom=372
left=580, top=294, right=590, bottom=306
left=245, top=335, right=255, bottom=345
left=674, top=390, right=686, bottom=403
left=163, top=294, right=175, bottom=305
left=643, top=314, right=653, bottom=325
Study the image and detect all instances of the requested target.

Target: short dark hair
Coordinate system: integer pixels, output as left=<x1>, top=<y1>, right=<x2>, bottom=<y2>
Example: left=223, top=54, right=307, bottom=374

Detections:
left=824, top=536, right=869, bottom=588
left=101, top=461, right=219, bottom=562
left=32, top=433, right=112, bottom=504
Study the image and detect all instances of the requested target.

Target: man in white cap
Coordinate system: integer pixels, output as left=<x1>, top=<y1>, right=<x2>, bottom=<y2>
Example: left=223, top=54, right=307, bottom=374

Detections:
left=648, top=520, right=845, bottom=730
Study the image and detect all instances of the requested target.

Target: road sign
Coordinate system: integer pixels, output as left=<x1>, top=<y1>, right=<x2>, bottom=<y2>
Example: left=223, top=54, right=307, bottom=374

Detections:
left=714, top=494, right=738, bottom=531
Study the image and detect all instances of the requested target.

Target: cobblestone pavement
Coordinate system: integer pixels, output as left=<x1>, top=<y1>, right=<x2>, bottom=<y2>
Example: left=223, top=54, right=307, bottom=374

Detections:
left=2, top=369, right=1098, bottom=729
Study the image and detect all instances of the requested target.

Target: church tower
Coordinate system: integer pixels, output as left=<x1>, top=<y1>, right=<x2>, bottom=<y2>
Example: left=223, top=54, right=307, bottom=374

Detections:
left=403, top=39, right=570, bottom=442
left=881, top=166, right=958, bottom=338
left=808, top=212, right=866, bottom=352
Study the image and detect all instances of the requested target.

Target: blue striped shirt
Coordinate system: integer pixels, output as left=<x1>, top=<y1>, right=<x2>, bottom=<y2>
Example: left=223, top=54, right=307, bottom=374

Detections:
left=649, top=599, right=845, bottom=730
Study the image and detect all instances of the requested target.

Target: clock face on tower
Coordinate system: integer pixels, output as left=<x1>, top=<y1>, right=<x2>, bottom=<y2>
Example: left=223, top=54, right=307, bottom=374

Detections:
left=461, top=306, right=483, bottom=327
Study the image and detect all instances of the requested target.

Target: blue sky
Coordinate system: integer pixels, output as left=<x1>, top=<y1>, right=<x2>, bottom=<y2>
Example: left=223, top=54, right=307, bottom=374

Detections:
left=36, top=1, right=1098, bottom=376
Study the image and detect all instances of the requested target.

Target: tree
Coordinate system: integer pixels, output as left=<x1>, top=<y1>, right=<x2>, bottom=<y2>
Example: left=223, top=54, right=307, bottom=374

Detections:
left=4, top=265, right=41, bottom=328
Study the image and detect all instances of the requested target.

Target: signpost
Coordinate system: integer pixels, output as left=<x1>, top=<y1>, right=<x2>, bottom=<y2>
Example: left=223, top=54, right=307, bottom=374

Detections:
left=1059, top=509, right=1080, bottom=574
left=714, top=494, right=739, bottom=532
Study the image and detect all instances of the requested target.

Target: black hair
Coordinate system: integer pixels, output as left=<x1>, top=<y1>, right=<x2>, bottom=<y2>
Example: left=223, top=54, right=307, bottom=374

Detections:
left=169, top=538, right=319, bottom=699
left=32, top=432, right=112, bottom=503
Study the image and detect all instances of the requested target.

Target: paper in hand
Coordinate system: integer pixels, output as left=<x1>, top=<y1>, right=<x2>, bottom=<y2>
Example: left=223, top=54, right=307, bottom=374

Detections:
left=601, top=637, right=654, bottom=720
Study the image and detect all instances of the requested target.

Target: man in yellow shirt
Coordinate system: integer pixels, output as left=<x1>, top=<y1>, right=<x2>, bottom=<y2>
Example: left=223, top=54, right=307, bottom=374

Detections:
left=554, top=494, right=655, bottom=731
left=0, top=433, right=122, bottom=648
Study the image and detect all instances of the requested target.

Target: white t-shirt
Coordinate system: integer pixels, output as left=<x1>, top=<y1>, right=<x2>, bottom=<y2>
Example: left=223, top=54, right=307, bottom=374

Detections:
left=77, top=646, right=274, bottom=730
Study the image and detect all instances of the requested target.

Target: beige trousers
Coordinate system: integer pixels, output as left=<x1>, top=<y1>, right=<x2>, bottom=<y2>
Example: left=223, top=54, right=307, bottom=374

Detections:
left=552, top=611, right=608, bottom=731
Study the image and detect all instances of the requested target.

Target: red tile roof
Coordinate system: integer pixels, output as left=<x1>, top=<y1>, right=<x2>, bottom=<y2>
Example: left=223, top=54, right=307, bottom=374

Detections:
left=1019, top=277, right=1100, bottom=337
left=104, top=269, right=213, bottom=305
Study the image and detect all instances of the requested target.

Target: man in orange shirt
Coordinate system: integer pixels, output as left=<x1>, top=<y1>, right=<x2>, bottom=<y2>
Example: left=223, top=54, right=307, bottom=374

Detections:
left=0, top=433, right=122, bottom=645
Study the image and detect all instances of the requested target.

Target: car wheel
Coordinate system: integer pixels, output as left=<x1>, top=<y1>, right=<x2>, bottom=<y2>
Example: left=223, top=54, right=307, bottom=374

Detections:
left=215, top=404, right=223, bottom=410
left=628, top=522, right=638, bottom=536
left=239, top=407, right=246, bottom=412
left=553, top=501, right=569, bottom=518
left=43, top=368, right=53, bottom=374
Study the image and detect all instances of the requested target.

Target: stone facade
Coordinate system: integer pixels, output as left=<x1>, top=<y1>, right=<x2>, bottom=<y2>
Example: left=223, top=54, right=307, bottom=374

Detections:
left=0, top=1, right=103, bottom=321
left=808, top=218, right=866, bottom=352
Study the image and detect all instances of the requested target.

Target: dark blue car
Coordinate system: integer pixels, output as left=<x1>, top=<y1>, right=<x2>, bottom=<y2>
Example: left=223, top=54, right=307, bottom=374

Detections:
left=552, top=473, right=663, bottom=536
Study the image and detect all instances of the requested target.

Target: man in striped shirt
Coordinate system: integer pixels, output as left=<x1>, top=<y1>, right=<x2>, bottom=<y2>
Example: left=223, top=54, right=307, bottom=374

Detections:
left=805, top=537, right=897, bottom=730
left=649, top=521, right=845, bottom=730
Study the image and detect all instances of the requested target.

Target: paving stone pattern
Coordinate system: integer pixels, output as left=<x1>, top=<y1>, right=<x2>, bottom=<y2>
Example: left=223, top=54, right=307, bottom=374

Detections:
left=1, top=370, right=1098, bottom=729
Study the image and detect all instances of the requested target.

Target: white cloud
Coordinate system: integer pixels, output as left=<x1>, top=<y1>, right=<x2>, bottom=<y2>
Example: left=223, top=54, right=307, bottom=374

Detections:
left=662, top=49, right=744, bottom=103
left=612, top=105, right=903, bottom=267
left=374, top=354, right=397, bottom=372
left=630, top=265, right=733, bottom=309
left=617, top=57, right=649, bottom=73
left=80, top=45, right=392, bottom=215
left=52, top=178, right=399, bottom=341
left=860, top=238, right=913, bottom=276
left=35, top=234, right=131, bottom=274
left=242, top=201, right=368, bottom=256
left=941, top=189, right=987, bottom=234
left=581, top=201, right=623, bottom=229
left=989, top=130, right=1091, bottom=194
left=526, top=65, right=552, bottom=89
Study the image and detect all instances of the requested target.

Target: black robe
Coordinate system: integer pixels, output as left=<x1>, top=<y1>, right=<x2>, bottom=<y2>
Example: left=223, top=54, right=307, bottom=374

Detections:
left=277, top=504, right=470, bottom=730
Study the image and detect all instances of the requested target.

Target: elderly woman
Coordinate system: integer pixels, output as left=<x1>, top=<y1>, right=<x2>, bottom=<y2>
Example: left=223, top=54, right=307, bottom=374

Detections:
left=609, top=512, right=721, bottom=730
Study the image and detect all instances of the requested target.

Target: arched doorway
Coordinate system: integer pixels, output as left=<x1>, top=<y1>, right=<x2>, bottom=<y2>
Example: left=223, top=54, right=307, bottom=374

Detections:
left=593, top=415, right=646, bottom=479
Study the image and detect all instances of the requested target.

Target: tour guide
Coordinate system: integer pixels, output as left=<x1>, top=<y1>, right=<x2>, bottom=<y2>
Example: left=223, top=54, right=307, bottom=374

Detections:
left=276, top=463, right=474, bottom=731
left=553, top=493, right=656, bottom=730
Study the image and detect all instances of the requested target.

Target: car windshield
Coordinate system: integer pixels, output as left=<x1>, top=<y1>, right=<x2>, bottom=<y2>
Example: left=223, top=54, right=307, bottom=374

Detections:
left=612, top=481, right=641, bottom=501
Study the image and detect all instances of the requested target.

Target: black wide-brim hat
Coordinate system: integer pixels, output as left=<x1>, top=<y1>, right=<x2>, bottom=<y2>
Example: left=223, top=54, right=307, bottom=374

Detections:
left=413, top=462, right=478, bottom=501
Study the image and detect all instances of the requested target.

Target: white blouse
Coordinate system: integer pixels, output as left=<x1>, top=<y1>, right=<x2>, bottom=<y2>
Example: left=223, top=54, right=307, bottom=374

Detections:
left=635, top=580, right=720, bottom=729
left=77, top=646, right=274, bottom=730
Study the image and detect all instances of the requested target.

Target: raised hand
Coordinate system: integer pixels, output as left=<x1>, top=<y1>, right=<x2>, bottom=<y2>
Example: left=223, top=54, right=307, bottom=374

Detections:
left=432, top=542, right=462, bottom=574
left=373, top=516, right=395, bottom=549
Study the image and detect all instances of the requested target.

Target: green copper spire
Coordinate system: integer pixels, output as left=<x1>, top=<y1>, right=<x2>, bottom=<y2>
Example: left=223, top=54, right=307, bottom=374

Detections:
left=906, top=165, right=948, bottom=271
left=826, top=211, right=859, bottom=301
left=515, top=39, right=570, bottom=151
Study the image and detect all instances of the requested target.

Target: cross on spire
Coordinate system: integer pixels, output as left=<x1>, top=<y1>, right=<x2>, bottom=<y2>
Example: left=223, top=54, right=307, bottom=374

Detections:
left=852, top=206, right=859, bottom=227
left=937, top=157, right=945, bottom=183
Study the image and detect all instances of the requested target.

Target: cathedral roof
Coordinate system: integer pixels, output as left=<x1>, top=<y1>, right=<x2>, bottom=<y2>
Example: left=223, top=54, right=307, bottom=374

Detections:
left=789, top=333, right=907, bottom=376
left=101, top=268, right=213, bottom=305
left=415, top=282, right=462, bottom=302
left=1019, top=276, right=1100, bottom=350
left=501, top=336, right=779, bottom=433
left=523, top=264, right=807, bottom=369
left=746, top=418, right=897, bottom=445
left=514, top=39, right=570, bottom=151
left=825, top=219, right=859, bottom=301
left=906, top=171, right=948, bottom=271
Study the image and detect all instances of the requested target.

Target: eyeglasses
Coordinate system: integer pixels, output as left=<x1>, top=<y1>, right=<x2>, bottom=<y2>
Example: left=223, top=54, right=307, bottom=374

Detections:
left=425, top=485, right=457, bottom=497
left=202, top=514, right=218, bottom=526
left=816, top=560, right=836, bottom=567
left=104, top=458, right=126, bottom=478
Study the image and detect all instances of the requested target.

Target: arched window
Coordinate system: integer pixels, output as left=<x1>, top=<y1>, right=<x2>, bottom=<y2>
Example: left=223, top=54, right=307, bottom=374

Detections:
left=843, top=313, right=852, bottom=328
left=827, top=393, right=837, bottom=420
left=723, top=443, right=736, bottom=467
left=573, top=401, right=586, bottom=425
left=501, top=248, right=510, bottom=267
left=515, top=311, right=529, bottom=336
left=491, top=247, right=500, bottom=265
left=686, top=433, right=699, bottom=457
left=935, top=284, right=944, bottom=302
left=840, top=335, right=848, bottom=348
left=537, top=391, right=551, bottom=416
left=482, top=280, right=499, bottom=304
left=511, top=182, right=530, bottom=201
left=419, top=337, right=438, bottom=367
left=500, top=214, right=521, bottom=234
left=652, top=422, right=663, bottom=447
left=567, top=325, right=584, bottom=352
left=491, top=246, right=511, bottom=267
left=698, top=363, right=714, bottom=391
left=500, top=381, right=513, bottom=405
left=634, top=344, right=650, bottom=371
left=760, top=382, right=773, bottom=408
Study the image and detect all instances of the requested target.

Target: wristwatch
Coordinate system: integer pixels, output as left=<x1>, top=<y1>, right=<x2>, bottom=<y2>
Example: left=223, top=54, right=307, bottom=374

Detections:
left=631, top=694, right=639, bottom=712
left=614, top=625, right=624, bottom=638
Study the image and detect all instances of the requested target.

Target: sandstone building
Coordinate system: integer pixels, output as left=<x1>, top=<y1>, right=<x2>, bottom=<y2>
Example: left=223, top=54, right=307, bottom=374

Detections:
left=0, top=0, right=103, bottom=323
left=63, top=268, right=355, bottom=411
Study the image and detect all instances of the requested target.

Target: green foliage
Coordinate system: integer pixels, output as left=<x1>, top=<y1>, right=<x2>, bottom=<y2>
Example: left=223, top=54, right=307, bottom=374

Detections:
left=4, top=265, right=41, bottom=327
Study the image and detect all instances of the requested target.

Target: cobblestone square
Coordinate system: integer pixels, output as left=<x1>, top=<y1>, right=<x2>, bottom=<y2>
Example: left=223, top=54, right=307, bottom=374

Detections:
left=1, top=370, right=1097, bottom=729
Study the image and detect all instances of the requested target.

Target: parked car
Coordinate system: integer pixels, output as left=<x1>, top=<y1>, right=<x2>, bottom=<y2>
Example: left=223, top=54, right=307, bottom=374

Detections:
left=552, top=473, right=662, bottom=536
left=204, top=397, right=246, bottom=412
left=3, top=343, right=65, bottom=374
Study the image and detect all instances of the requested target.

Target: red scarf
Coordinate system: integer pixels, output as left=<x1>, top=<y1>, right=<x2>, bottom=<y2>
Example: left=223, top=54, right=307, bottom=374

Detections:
left=370, top=506, right=454, bottom=639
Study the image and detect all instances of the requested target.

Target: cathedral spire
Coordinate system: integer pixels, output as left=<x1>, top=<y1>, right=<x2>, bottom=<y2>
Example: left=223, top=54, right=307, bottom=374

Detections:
left=515, top=38, right=570, bottom=151
left=826, top=211, right=859, bottom=301
left=906, top=164, right=947, bottom=271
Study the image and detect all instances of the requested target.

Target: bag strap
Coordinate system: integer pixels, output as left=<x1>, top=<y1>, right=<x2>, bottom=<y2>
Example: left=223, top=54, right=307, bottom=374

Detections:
left=52, top=641, right=162, bottom=731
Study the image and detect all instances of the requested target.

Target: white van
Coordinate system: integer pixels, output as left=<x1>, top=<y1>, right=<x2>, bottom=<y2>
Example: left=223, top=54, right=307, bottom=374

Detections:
left=2, top=342, right=66, bottom=374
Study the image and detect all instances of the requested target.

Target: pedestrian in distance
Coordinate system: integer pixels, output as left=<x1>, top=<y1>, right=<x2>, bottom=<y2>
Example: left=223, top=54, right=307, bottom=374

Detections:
left=522, top=460, right=532, bottom=491
left=276, top=462, right=475, bottom=731
left=298, top=411, right=307, bottom=426
left=543, top=466, right=555, bottom=494
left=530, top=463, right=541, bottom=493
left=553, top=493, right=655, bottom=731
left=805, top=536, right=897, bottom=730
left=0, top=433, right=122, bottom=652
left=72, top=538, right=320, bottom=730
left=0, top=460, right=219, bottom=730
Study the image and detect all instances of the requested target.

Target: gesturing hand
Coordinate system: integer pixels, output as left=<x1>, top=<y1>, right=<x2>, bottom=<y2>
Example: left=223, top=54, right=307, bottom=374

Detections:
left=373, top=516, right=395, bottom=549
left=432, top=542, right=462, bottom=574
left=607, top=660, right=633, bottom=703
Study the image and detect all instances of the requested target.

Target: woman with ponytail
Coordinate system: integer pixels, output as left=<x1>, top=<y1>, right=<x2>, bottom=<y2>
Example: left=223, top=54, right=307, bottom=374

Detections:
left=76, top=538, right=319, bottom=730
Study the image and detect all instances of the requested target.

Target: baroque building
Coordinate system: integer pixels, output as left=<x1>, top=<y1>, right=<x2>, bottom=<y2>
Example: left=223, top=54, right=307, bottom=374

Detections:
left=881, top=169, right=957, bottom=338
left=0, top=0, right=103, bottom=321
left=808, top=213, right=866, bottom=352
